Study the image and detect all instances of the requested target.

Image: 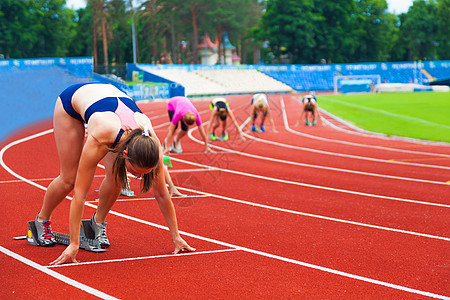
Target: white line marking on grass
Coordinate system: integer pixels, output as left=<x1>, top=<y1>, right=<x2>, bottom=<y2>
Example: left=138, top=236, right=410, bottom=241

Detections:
left=0, top=246, right=119, bottom=300
left=321, top=96, right=450, bottom=129
left=2, top=129, right=449, bottom=299
left=280, top=98, right=450, bottom=158
left=320, top=108, right=450, bottom=147
left=47, top=248, right=240, bottom=268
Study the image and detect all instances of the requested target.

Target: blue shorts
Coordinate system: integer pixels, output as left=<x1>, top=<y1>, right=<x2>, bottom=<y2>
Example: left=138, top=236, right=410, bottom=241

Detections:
left=58, top=83, right=141, bottom=148
left=59, top=83, right=141, bottom=123
left=59, top=82, right=96, bottom=122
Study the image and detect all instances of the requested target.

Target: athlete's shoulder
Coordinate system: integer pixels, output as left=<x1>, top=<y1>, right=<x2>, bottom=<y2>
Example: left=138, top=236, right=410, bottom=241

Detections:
left=87, top=112, right=121, bottom=146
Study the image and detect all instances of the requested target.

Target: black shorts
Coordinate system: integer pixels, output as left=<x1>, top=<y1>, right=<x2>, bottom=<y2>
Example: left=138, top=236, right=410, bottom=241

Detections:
left=253, top=110, right=268, bottom=119
left=215, top=101, right=227, bottom=110
left=168, top=110, right=188, bottom=131
left=304, top=103, right=314, bottom=112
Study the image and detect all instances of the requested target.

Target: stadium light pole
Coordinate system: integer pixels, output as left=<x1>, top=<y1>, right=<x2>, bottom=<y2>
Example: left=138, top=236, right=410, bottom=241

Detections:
left=132, top=7, right=144, bottom=64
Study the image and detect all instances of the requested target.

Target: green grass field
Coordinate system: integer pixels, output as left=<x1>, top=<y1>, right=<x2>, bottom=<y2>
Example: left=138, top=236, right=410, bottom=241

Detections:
left=317, top=92, right=450, bottom=143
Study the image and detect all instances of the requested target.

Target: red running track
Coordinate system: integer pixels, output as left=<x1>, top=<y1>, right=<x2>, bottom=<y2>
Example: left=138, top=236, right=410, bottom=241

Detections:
left=0, top=94, right=449, bottom=299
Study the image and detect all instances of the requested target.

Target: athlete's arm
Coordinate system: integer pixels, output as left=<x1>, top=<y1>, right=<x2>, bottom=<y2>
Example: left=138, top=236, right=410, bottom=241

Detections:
left=164, top=123, right=177, bottom=154
left=207, top=107, right=218, bottom=134
left=227, top=107, right=245, bottom=140
left=152, top=155, right=195, bottom=254
left=266, top=106, right=278, bottom=133
left=197, top=124, right=212, bottom=153
left=296, top=102, right=307, bottom=126
left=50, top=133, right=110, bottom=265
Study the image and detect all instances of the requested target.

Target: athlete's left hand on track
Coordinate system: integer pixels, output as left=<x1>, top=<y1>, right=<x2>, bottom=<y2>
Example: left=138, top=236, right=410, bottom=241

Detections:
left=204, top=146, right=215, bottom=153
left=172, top=236, right=196, bottom=254
left=49, top=243, right=80, bottom=265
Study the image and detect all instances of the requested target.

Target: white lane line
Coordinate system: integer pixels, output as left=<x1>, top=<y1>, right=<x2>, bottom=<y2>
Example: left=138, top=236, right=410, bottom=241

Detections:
left=171, top=156, right=450, bottom=209
left=280, top=98, right=450, bottom=158
left=239, top=125, right=450, bottom=171
left=169, top=168, right=218, bottom=173
left=86, top=194, right=210, bottom=203
left=194, top=120, right=450, bottom=185
left=2, top=128, right=449, bottom=299
left=0, top=246, right=118, bottom=300
left=0, top=129, right=54, bottom=193
left=211, top=130, right=449, bottom=185
left=0, top=170, right=212, bottom=185
left=88, top=208, right=450, bottom=300
left=0, top=174, right=106, bottom=185
left=93, top=164, right=450, bottom=241
left=47, top=249, right=240, bottom=268
left=173, top=186, right=450, bottom=242
left=230, top=110, right=450, bottom=172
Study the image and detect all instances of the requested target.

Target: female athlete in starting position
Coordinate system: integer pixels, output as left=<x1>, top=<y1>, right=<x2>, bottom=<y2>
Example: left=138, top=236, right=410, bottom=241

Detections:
left=295, top=94, right=322, bottom=126
left=163, top=96, right=211, bottom=154
left=250, top=93, right=278, bottom=133
left=207, top=97, right=245, bottom=141
left=34, top=82, right=195, bottom=265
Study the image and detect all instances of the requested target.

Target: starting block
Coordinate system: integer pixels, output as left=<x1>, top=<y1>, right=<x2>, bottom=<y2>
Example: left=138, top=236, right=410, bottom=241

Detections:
left=120, top=175, right=135, bottom=197
left=15, top=219, right=106, bottom=253
left=99, top=156, right=173, bottom=198
left=120, top=188, right=135, bottom=197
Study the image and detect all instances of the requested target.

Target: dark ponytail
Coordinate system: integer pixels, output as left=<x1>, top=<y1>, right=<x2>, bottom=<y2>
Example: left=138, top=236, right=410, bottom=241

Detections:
left=111, top=128, right=160, bottom=193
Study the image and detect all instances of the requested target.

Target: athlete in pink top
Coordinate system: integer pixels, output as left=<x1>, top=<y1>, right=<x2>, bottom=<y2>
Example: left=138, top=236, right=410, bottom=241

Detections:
left=34, top=83, right=194, bottom=265
left=164, top=96, right=211, bottom=154
left=168, top=96, right=202, bottom=127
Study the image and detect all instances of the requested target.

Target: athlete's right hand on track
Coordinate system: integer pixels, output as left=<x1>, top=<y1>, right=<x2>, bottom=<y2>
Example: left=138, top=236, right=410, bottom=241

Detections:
left=172, top=236, right=196, bottom=254
left=49, top=243, right=79, bottom=265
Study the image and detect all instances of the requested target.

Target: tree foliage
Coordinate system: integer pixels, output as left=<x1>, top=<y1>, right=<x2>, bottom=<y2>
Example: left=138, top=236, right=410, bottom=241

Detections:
left=0, top=0, right=448, bottom=64
left=0, top=0, right=75, bottom=58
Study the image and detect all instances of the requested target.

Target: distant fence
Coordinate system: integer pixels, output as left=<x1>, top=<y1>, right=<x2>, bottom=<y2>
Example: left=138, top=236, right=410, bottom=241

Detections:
left=0, top=57, right=93, bottom=142
left=2, top=57, right=449, bottom=142
left=0, top=57, right=93, bottom=77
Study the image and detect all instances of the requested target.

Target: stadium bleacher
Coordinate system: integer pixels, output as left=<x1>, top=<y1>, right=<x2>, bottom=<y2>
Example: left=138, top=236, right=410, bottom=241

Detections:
left=1, top=57, right=448, bottom=142
left=138, top=65, right=292, bottom=96
left=259, top=61, right=450, bottom=91
left=133, top=60, right=449, bottom=96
